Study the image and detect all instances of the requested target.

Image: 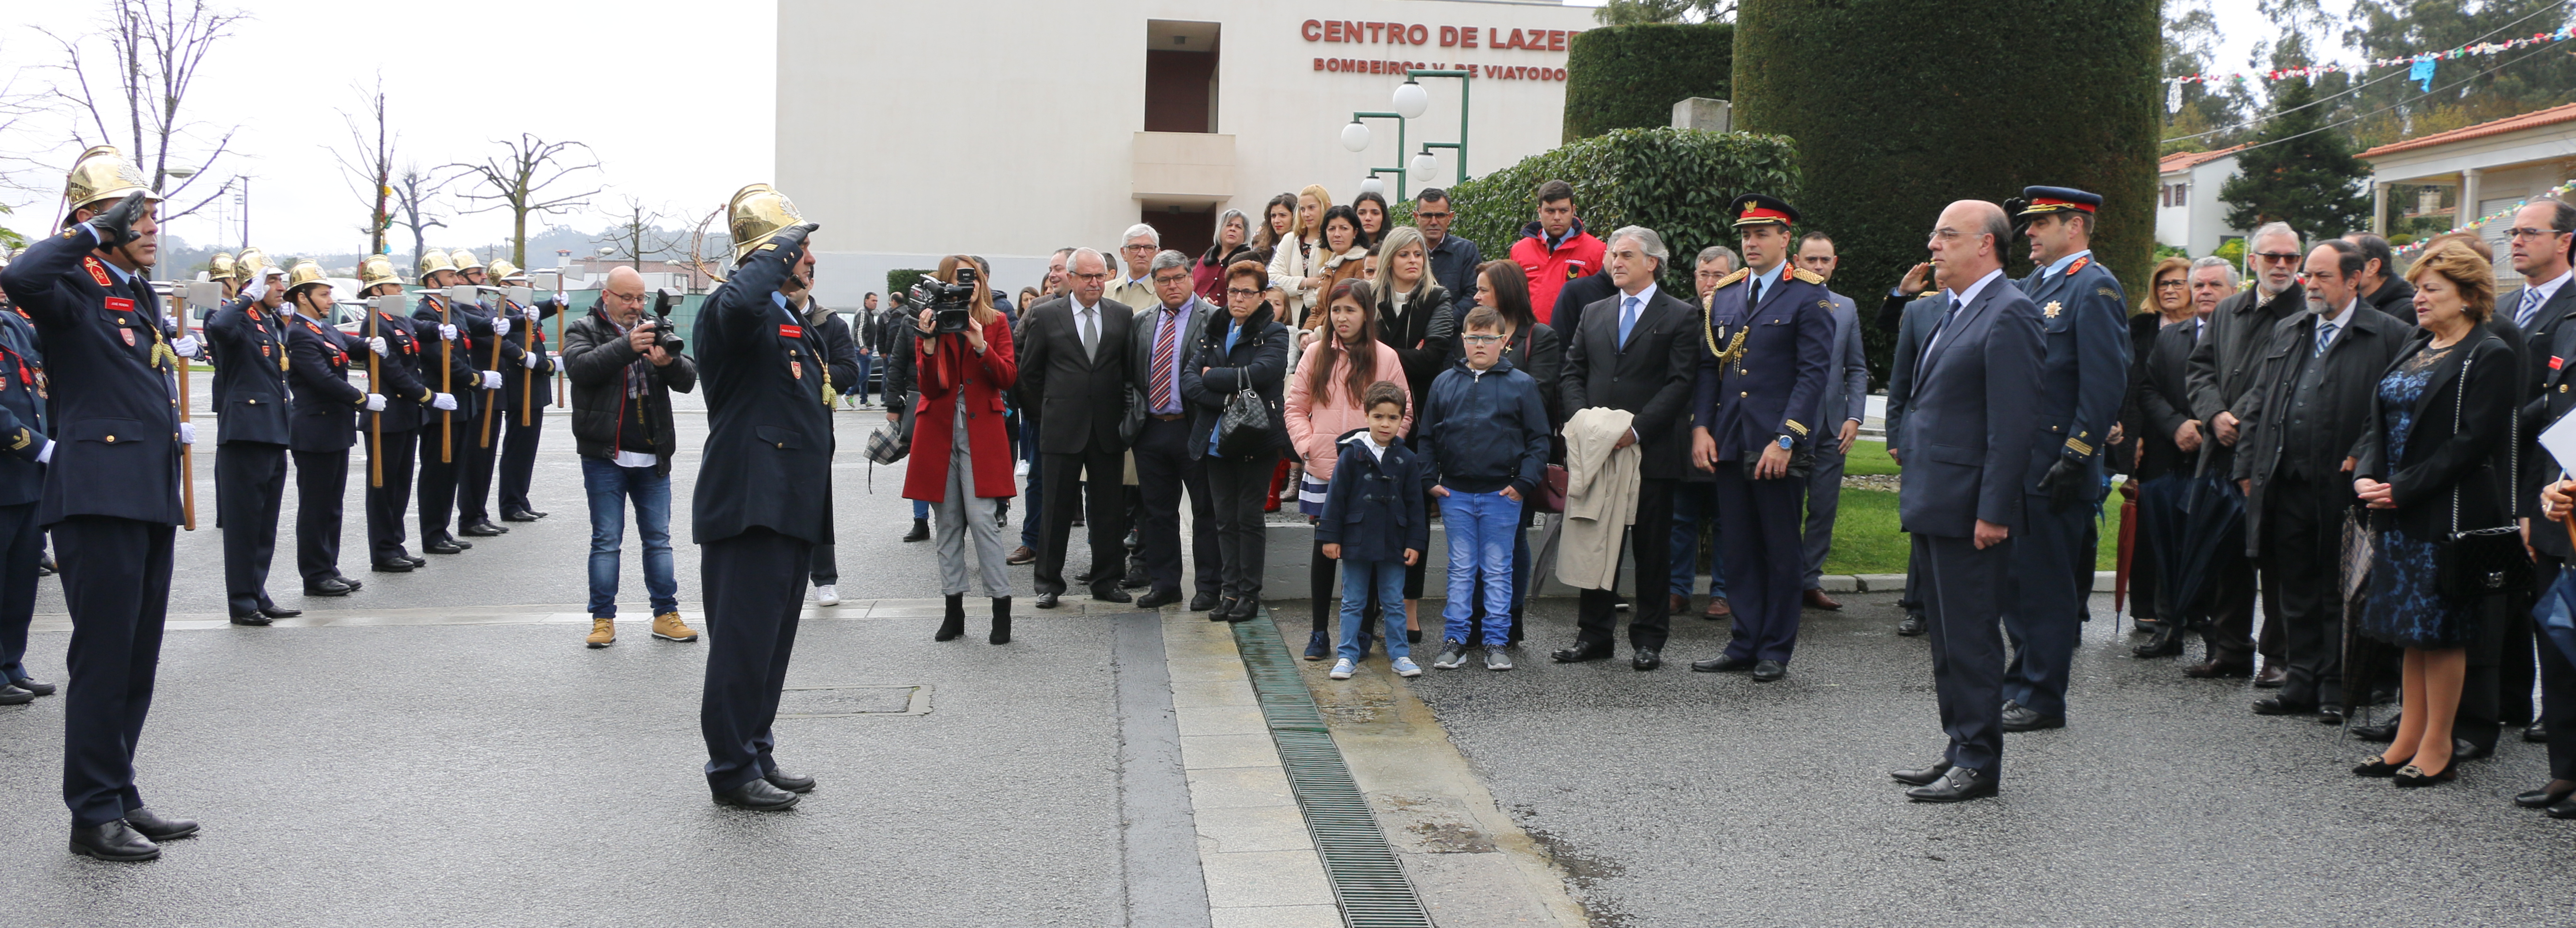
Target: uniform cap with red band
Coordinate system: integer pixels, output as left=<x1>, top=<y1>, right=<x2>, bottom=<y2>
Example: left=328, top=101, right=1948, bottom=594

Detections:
left=1726, top=193, right=1800, bottom=229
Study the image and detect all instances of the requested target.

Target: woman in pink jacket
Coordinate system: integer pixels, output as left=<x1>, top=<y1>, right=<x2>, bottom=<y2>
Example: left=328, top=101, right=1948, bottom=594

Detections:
left=1285, top=279, right=1410, bottom=660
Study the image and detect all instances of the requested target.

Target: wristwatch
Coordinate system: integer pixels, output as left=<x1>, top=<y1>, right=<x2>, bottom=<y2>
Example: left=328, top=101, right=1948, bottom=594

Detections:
left=1775, top=435, right=1795, bottom=451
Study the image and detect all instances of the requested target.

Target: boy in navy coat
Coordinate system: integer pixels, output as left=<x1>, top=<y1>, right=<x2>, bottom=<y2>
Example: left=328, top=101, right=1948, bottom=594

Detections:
left=1317, top=382, right=1428, bottom=679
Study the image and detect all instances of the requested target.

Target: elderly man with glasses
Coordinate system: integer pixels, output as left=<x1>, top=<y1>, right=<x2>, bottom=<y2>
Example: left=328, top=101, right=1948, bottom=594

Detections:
left=2181, top=221, right=2305, bottom=684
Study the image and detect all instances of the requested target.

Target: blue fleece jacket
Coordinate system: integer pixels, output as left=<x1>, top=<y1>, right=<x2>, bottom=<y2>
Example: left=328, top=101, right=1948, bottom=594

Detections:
left=1416, top=354, right=1549, bottom=496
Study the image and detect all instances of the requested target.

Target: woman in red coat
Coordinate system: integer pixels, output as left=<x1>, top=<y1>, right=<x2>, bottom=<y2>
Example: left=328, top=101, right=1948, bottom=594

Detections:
left=903, top=255, right=1020, bottom=643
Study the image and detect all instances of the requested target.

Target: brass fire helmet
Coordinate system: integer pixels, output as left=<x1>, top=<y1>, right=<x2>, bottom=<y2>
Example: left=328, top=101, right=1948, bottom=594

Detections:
left=63, top=145, right=159, bottom=213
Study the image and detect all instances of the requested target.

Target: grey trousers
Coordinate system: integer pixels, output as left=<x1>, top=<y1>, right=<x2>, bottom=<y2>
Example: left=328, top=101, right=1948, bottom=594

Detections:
left=934, top=404, right=1011, bottom=597
left=1801, top=443, right=1847, bottom=589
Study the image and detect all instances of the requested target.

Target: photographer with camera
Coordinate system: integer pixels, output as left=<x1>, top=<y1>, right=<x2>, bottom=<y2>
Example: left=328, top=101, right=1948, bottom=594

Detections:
left=560, top=267, right=698, bottom=650
left=904, top=256, right=1019, bottom=642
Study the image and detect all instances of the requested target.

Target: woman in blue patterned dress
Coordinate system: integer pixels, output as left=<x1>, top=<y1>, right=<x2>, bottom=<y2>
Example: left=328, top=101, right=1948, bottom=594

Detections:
left=2350, top=240, right=2518, bottom=787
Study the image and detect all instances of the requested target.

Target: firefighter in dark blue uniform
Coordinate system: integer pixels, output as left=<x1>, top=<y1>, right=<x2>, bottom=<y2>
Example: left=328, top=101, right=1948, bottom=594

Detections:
left=283, top=260, right=376, bottom=595
left=1685, top=194, right=1837, bottom=683
left=360, top=255, right=452, bottom=571
left=411, top=250, right=485, bottom=553
left=1998, top=185, right=2130, bottom=732
left=206, top=259, right=299, bottom=623
left=694, top=184, right=831, bottom=811
left=447, top=250, right=513, bottom=537
left=0, top=248, right=52, bottom=707
left=489, top=260, right=558, bottom=522
left=0, top=146, right=195, bottom=861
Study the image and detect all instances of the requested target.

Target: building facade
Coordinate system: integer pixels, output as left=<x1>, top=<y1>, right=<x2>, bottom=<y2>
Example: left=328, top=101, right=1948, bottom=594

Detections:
left=776, top=0, right=1596, bottom=306
left=2154, top=144, right=2245, bottom=260
left=2361, top=101, right=2576, bottom=288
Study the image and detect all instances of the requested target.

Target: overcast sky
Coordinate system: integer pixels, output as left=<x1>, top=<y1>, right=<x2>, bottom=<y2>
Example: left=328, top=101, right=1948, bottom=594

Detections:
left=0, top=0, right=776, bottom=256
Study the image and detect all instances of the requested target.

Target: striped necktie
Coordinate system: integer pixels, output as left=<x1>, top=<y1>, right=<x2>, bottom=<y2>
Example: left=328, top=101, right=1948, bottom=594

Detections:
left=2313, top=320, right=2337, bottom=358
left=1152, top=308, right=1179, bottom=410
left=2521, top=288, right=2543, bottom=328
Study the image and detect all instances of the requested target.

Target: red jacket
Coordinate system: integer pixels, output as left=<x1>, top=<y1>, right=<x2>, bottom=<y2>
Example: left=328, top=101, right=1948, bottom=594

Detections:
left=1508, top=218, right=1605, bottom=326
left=902, top=316, right=1019, bottom=502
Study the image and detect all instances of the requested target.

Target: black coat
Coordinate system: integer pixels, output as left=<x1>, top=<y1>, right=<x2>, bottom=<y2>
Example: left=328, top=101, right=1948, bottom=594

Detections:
left=2361, top=275, right=2416, bottom=323
left=1374, top=281, right=1454, bottom=433
left=205, top=295, right=293, bottom=446
left=2232, top=306, right=2411, bottom=555
left=357, top=302, right=435, bottom=435
left=2521, top=284, right=2576, bottom=559
left=1313, top=432, right=1430, bottom=563
left=1016, top=295, right=1135, bottom=455
left=411, top=294, right=483, bottom=421
left=811, top=305, right=860, bottom=398
left=493, top=296, right=561, bottom=420
left=1563, top=286, right=1703, bottom=480
left=689, top=247, right=833, bottom=546
left=1180, top=304, right=1289, bottom=461
left=2186, top=282, right=2303, bottom=477
left=2111, top=312, right=2163, bottom=477
left=562, top=307, right=698, bottom=476
left=2355, top=330, right=2519, bottom=543
left=284, top=312, right=365, bottom=453
left=0, top=327, right=46, bottom=507
left=1547, top=268, right=1618, bottom=348
left=2128, top=317, right=2204, bottom=481
left=0, top=228, right=183, bottom=527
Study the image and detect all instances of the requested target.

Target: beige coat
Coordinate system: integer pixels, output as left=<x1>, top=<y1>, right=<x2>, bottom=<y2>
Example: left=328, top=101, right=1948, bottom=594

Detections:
left=1555, top=406, right=1639, bottom=592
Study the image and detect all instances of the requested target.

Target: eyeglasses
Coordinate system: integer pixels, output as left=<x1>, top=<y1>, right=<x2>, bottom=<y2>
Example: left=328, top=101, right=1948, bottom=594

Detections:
left=2250, top=251, right=2303, bottom=264
left=1415, top=211, right=1452, bottom=220
left=1225, top=287, right=1263, bottom=298
left=1121, top=244, right=1155, bottom=252
left=1071, top=271, right=1110, bottom=281
left=1461, top=334, right=1505, bottom=344
left=2508, top=227, right=2568, bottom=240
left=2155, top=279, right=2186, bottom=289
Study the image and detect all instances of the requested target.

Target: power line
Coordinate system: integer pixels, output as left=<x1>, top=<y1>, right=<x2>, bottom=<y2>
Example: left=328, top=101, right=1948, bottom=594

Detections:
left=2160, top=1, right=2575, bottom=144
left=2214, top=35, right=2571, bottom=163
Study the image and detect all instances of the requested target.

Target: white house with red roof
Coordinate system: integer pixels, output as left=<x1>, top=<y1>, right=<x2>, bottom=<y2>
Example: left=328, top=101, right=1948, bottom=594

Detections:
left=2361, top=101, right=2576, bottom=285
left=2155, top=144, right=2249, bottom=259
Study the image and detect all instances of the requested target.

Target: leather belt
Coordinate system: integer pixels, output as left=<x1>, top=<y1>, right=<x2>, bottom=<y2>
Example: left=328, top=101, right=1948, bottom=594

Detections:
left=1151, top=413, right=1186, bottom=421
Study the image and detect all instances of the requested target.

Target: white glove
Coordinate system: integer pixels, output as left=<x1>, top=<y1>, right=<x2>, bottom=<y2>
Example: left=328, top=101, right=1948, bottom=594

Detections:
left=493, top=316, right=511, bottom=337
left=432, top=393, right=458, bottom=411
left=365, top=393, right=387, bottom=411
left=178, top=422, right=196, bottom=445
left=367, top=336, right=388, bottom=356
left=521, top=352, right=541, bottom=369
left=172, top=334, right=201, bottom=358
left=35, top=440, right=53, bottom=465
left=480, top=370, right=502, bottom=390
left=525, top=305, right=543, bottom=323
left=440, top=324, right=459, bottom=342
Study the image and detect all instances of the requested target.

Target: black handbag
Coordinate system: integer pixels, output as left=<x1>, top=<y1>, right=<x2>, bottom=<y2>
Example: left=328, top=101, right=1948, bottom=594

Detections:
left=1215, top=387, right=1274, bottom=459
left=2432, top=351, right=2533, bottom=599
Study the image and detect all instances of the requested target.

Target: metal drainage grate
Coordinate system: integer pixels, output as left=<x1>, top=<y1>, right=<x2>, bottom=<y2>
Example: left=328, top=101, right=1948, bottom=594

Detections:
left=1231, top=610, right=1432, bottom=928
left=775, top=684, right=932, bottom=718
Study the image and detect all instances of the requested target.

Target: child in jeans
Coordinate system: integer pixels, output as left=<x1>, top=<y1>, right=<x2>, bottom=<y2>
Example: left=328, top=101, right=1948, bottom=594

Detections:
left=1418, top=306, right=1550, bottom=671
left=1317, top=382, right=1428, bottom=680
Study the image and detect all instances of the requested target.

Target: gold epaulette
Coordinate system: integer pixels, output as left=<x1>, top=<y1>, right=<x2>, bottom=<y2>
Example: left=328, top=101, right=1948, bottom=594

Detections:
left=1714, top=268, right=1750, bottom=289
left=1791, top=267, right=1825, bottom=285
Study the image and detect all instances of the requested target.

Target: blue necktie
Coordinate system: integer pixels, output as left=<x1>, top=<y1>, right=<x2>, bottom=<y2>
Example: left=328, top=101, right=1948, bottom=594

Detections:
left=2313, top=320, right=2337, bottom=358
left=2521, top=288, right=2543, bottom=328
left=1618, top=295, right=1640, bottom=347
left=1923, top=297, right=1963, bottom=367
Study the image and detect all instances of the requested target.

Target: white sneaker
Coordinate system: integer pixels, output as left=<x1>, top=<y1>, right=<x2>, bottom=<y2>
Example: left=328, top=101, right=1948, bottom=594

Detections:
left=1391, top=657, right=1422, bottom=677
left=1329, top=658, right=1355, bottom=680
left=1014, top=460, right=1030, bottom=477
left=815, top=584, right=840, bottom=606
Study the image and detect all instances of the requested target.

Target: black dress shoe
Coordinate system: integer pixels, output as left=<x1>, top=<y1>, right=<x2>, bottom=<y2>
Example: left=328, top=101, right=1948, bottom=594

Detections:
left=2514, top=783, right=2576, bottom=808
left=502, top=510, right=547, bottom=522
left=1895, top=613, right=1927, bottom=637
left=1034, top=591, right=1062, bottom=609
left=1213, top=595, right=1240, bottom=619
left=1906, top=766, right=1997, bottom=803
left=0, top=684, right=29, bottom=706
left=1091, top=585, right=1133, bottom=604
left=2131, top=625, right=2184, bottom=658
left=1691, top=654, right=1756, bottom=673
left=1135, top=588, right=1182, bottom=609
left=2251, top=696, right=2314, bottom=716
left=1550, top=644, right=1613, bottom=663
left=2184, top=659, right=2254, bottom=679
left=1631, top=648, right=1661, bottom=671
left=424, top=537, right=465, bottom=554
left=2253, top=665, right=2288, bottom=688
left=304, top=576, right=356, bottom=596
left=370, top=559, right=417, bottom=573
left=228, top=612, right=272, bottom=627
left=1891, top=760, right=1954, bottom=787
left=2316, top=704, right=2345, bottom=725
left=68, top=821, right=159, bottom=861
left=460, top=521, right=508, bottom=537
left=2351, top=716, right=2400, bottom=742
left=902, top=518, right=931, bottom=543
left=36, top=556, right=54, bottom=576
left=2000, top=703, right=2064, bottom=732
left=334, top=575, right=363, bottom=592
left=712, top=778, right=800, bottom=811
left=258, top=605, right=302, bottom=619
left=2527, top=722, right=2549, bottom=744
left=1223, top=596, right=1259, bottom=622
left=123, top=806, right=197, bottom=841
left=765, top=770, right=816, bottom=793
left=402, top=555, right=428, bottom=567
left=1751, top=659, right=1787, bottom=683
left=2455, top=738, right=2493, bottom=761
left=11, top=676, right=55, bottom=696
left=1189, top=592, right=1219, bottom=612
left=2549, top=797, right=2576, bottom=819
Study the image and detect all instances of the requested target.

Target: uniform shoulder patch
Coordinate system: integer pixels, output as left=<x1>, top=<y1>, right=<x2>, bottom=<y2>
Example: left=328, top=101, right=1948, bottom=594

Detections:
left=2067, top=255, right=2091, bottom=275
left=1791, top=267, right=1825, bottom=285
left=82, top=256, right=111, bottom=288
left=1714, top=268, right=1750, bottom=289
left=2098, top=287, right=2117, bottom=298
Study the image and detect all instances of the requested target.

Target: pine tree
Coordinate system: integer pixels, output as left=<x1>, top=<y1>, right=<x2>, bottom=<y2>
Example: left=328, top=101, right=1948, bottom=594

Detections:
left=2219, top=75, right=2370, bottom=240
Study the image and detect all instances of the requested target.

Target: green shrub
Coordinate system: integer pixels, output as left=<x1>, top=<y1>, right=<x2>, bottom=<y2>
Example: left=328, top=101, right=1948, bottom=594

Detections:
left=2211, top=237, right=2245, bottom=268
left=887, top=268, right=930, bottom=299
left=1396, top=126, right=1799, bottom=298
left=2153, top=243, right=2191, bottom=260
left=1563, top=23, right=1734, bottom=143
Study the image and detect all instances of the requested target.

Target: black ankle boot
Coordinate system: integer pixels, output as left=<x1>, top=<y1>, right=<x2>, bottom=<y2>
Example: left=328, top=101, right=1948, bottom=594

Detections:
left=936, top=594, right=966, bottom=641
left=903, top=518, right=931, bottom=543
left=990, top=597, right=1012, bottom=644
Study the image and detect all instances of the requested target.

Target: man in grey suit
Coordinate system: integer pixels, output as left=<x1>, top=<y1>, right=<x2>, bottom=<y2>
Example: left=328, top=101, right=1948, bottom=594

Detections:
left=1792, top=232, right=1869, bottom=610
left=1017, top=248, right=1135, bottom=609
left=1880, top=262, right=1945, bottom=637
left=1888, top=200, right=2043, bottom=803
left=1124, top=250, right=1221, bottom=612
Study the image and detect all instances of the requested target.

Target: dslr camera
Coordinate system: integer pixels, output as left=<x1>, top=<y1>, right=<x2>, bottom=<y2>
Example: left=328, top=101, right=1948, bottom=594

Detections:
left=649, top=288, right=686, bottom=353
left=905, top=266, right=978, bottom=335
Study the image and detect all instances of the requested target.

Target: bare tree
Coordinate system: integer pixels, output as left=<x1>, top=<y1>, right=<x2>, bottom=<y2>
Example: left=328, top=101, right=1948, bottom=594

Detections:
left=329, top=74, right=396, bottom=256
left=33, top=0, right=250, bottom=223
left=446, top=134, right=600, bottom=268
left=596, top=194, right=686, bottom=271
left=391, top=163, right=446, bottom=275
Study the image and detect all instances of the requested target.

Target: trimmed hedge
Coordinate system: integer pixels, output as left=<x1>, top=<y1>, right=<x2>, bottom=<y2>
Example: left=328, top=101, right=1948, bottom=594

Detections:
left=887, top=268, right=930, bottom=300
left=1734, top=0, right=2160, bottom=384
left=1563, top=23, right=1735, bottom=142
left=1396, top=126, right=1799, bottom=297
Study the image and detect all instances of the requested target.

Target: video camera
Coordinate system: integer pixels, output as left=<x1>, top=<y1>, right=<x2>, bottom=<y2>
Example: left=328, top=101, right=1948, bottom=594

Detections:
left=649, top=288, right=686, bottom=353
left=903, top=265, right=978, bottom=335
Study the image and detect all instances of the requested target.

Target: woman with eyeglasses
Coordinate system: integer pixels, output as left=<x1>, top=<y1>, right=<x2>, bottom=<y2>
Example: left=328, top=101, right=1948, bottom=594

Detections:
left=2113, top=255, right=2198, bottom=650
left=1186, top=261, right=1293, bottom=621
left=1195, top=209, right=1257, bottom=303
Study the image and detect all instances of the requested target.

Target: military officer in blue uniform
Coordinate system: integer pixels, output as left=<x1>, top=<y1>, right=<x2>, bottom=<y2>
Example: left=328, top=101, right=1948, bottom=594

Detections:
left=411, top=250, right=486, bottom=554
left=489, top=260, right=558, bottom=522
left=0, top=147, right=197, bottom=861
left=206, top=258, right=300, bottom=623
left=1685, top=194, right=1837, bottom=683
left=360, top=256, right=453, bottom=571
left=283, top=260, right=376, bottom=596
left=447, top=249, right=515, bottom=537
left=1998, top=185, right=2130, bottom=731
left=0, top=245, right=52, bottom=707
left=693, top=184, right=831, bottom=811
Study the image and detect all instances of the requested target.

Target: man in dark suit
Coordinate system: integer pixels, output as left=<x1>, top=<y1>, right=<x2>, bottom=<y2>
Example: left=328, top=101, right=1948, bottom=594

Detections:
left=1888, top=199, right=2043, bottom=803
left=2343, top=233, right=2416, bottom=322
left=1996, top=187, right=2130, bottom=733
left=281, top=262, right=375, bottom=598
left=0, top=150, right=198, bottom=860
left=1125, top=251, right=1220, bottom=611
left=1683, top=198, right=1832, bottom=682
left=207, top=261, right=300, bottom=625
left=2126, top=258, right=2228, bottom=659
left=2509, top=199, right=2576, bottom=749
left=2186, top=222, right=2305, bottom=683
left=691, top=185, right=832, bottom=811
left=1880, top=263, right=1944, bottom=637
left=2231, top=239, right=2409, bottom=723
left=1551, top=226, right=1702, bottom=671
left=1018, top=247, right=1135, bottom=609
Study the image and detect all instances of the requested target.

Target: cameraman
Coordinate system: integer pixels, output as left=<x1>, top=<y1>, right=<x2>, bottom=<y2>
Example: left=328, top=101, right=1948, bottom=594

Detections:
left=905, top=256, right=1019, bottom=643
left=882, top=287, right=930, bottom=543
left=560, top=266, right=698, bottom=649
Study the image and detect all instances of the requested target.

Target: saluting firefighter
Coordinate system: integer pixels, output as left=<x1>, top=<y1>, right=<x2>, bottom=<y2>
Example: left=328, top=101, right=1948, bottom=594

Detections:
left=488, top=259, right=557, bottom=522
left=0, top=232, right=52, bottom=707
left=447, top=249, right=517, bottom=537
left=206, top=253, right=300, bottom=624
left=411, top=249, right=485, bottom=554
left=207, top=251, right=240, bottom=301
left=364, top=255, right=455, bottom=572
left=1996, top=186, right=2129, bottom=733
left=283, top=260, right=377, bottom=596
left=1686, top=194, right=1836, bottom=684
left=693, top=184, right=831, bottom=811
left=0, top=146, right=198, bottom=861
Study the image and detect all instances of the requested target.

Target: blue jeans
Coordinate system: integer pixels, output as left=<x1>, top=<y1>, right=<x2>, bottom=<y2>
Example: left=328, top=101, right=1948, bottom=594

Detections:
left=1670, top=480, right=1729, bottom=598
left=1339, top=560, right=1409, bottom=662
left=582, top=457, right=677, bottom=618
left=1440, top=491, right=1521, bottom=646
left=852, top=353, right=874, bottom=402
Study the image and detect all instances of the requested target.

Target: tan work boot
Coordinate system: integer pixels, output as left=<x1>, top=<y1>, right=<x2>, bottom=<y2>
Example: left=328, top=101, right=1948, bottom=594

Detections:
left=585, top=617, right=616, bottom=648
left=653, top=612, right=700, bottom=642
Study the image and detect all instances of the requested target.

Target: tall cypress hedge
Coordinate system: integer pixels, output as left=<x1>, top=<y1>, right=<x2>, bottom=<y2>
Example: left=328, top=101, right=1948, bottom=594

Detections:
left=1734, top=0, right=2159, bottom=383
left=1398, top=126, right=1798, bottom=296
left=1563, top=23, right=1736, bottom=142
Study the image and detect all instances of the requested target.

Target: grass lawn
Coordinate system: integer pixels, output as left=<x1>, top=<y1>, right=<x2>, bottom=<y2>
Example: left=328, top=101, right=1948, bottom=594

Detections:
left=1820, top=440, right=2124, bottom=574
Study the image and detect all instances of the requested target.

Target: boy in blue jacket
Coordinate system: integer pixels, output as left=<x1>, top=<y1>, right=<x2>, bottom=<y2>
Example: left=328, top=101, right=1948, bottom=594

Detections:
left=1318, top=382, right=1429, bottom=679
left=1418, top=307, right=1551, bottom=671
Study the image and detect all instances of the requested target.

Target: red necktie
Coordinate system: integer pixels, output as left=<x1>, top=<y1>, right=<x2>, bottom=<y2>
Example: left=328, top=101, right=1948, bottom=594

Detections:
left=1152, top=309, right=1178, bottom=411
